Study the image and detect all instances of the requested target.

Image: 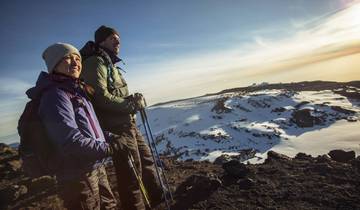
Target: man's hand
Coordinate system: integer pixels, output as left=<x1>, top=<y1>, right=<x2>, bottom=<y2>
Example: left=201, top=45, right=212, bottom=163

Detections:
left=126, top=93, right=146, bottom=113
left=133, top=93, right=146, bottom=110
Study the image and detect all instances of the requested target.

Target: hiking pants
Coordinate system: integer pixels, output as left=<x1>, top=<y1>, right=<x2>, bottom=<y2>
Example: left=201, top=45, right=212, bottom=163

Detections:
left=58, top=165, right=117, bottom=210
left=110, top=125, right=162, bottom=210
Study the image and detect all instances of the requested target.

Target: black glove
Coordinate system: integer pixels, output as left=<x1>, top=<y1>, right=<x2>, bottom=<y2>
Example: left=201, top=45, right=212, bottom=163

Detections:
left=134, top=92, right=146, bottom=110
left=127, top=93, right=146, bottom=113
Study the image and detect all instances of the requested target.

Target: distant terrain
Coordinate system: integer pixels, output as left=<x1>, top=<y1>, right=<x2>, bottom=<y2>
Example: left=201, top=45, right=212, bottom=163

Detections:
left=145, top=80, right=360, bottom=162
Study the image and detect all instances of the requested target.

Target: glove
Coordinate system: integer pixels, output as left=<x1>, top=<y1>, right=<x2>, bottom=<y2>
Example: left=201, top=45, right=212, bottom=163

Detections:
left=134, top=92, right=146, bottom=110
left=127, top=93, right=146, bottom=113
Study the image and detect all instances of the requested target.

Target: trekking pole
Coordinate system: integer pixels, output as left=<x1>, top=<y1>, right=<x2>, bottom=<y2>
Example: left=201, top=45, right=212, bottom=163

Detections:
left=128, top=154, right=152, bottom=209
left=140, top=108, right=173, bottom=201
left=139, top=109, right=172, bottom=210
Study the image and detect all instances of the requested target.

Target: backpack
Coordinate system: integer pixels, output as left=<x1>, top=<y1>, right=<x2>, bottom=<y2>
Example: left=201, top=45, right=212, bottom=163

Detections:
left=17, top=88, right=73, bottom=178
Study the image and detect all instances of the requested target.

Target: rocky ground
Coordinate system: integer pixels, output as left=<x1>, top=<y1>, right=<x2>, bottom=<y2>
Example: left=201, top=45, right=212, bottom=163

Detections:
left=1, top=143, right=359, bottom=210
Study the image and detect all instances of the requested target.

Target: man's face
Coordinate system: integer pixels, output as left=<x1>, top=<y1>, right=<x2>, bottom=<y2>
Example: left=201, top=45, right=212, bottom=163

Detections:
left=100, top=33, right=120, bottom=54
left=53, top=53, right=82, bottom=78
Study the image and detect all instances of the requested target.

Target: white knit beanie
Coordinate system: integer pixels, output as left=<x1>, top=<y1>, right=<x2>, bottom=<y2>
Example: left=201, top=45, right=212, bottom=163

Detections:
left=42, top=43, right=81, bottom=73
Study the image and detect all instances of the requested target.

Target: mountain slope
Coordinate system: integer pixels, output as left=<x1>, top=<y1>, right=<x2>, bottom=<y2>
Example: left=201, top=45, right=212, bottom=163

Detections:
left=140, top=81, right=360, bottom=162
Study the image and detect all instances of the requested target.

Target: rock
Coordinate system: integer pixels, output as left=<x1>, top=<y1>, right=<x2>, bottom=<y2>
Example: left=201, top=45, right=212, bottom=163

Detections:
left=237, top=178, right=255, bottom=189
left=328, top=150, right=355, bottom=163
left=294, top=152, right=312, bottom=160
left=311, top=163, right=333, bottom=175
left=236, top=149, right=257, bottom=162
left=214, top=154, right=232, bottom=165
left=211, top=97, right=232, bottom=114
left=266, top=151, right=291, bottom=162
left=176, top=174, right=222, bottom=195
left=294, top=101, right=310, bottom=109
left=6, top=159, right=22, bottom=172
left=28, top=176, right=56, bottom=194
left=271, top=107, right=286, bottom=113
left=214, top=149, right=257, bottom=165
left=291, top=108, right=323, bottom=127
left=222, top=160, right=250, bottom=178
left=347, top=116, right=358, bottom=122
left=330, top=106, right=356, bottom=115
left=0, top=143, right=18, bottom=159
left=0, top=184, right=28, bottom=203
left=315, top=155, right=331, bottom=163
left=350, top=156, right=360, bottom=170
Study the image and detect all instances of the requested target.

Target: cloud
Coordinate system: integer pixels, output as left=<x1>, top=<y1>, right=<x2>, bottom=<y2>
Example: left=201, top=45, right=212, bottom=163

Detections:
left=126, top=2, right=360, bottom=104
left=0, top=77, right=32, bottom=98
left=0, top=78, right=31, bottom=144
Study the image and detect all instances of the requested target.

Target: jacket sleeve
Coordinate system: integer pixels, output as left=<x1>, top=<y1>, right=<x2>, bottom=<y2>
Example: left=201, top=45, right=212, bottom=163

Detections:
left=82, top=56, right=135, bottom=114
left=38, top=88, right=111, bottom=161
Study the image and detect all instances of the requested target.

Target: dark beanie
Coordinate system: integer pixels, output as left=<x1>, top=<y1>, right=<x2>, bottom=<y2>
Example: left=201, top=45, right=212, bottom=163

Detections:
left=95, top=25, right=119, bottom=44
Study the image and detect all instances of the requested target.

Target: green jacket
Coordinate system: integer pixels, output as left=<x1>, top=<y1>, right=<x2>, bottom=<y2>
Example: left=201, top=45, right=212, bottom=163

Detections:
left=81, top=53, right=135, bottom=131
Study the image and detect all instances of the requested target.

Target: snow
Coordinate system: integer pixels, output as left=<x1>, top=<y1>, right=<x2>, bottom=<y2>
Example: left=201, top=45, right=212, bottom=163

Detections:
left=249, top=120, right=360, bottom=164
left=138, top=89, right=360, bottom=163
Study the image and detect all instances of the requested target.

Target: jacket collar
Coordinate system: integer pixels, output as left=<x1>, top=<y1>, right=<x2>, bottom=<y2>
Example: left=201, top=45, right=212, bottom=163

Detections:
left=99, top=46, right=121, bottom=65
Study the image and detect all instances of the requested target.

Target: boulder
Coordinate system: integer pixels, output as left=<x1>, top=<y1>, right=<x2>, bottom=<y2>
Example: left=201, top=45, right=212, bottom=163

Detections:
left=222, top=160, right=250, bottom=178
left=214, top=154, right=232, bottom=165
left=211, top=97, right=232, bottom=114
left=28, top=176, right=56, bottom=194
left=294, top=152, right=312, bottom=160
left=266, top=151, right=291, bottom=162
left=175, top=174, right=222, bottom=196
left=328, top=150, right=355, bottom=163
left=291, top=108, right=323, bottom=127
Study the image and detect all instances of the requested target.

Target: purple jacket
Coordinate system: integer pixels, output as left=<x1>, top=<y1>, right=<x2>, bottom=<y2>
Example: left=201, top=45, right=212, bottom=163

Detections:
left=27, top=71, right=112, bottom=181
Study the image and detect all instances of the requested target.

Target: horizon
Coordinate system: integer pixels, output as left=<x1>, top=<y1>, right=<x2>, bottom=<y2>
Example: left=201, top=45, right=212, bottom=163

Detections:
left=0, top=0, right=359, bottom=144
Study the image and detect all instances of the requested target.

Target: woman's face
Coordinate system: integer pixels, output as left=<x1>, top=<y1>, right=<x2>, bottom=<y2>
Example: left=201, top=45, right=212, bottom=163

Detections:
left=54, top=53, right=82, bottom=78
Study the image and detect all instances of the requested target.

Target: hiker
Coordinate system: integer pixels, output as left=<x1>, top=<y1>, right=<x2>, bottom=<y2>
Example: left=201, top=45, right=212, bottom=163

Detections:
left=27, top=43, right=123, bottom=210
left=80, top=25, right=163, bottom=210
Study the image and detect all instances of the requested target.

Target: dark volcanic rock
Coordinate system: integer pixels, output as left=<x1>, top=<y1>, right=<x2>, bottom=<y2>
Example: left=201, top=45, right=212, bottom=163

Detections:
left=333, top=87, right=360, bottom=100
left=214, top=154, right=232, bottom=165
left=1, top=142, right=360, bottom=210
left=222, top=160, right=250, bottom=178
left=173, top=174, right=222, bottom=210
left=211, top=97, right=232, bottom=114
left=0, top=184, right=28, bottom=203
left=294, top=152, right=312, bottom=160
left=330, top=106, right=356, bottom=114
left=291, top=108, right=324, bottom=127
left=236, top=177, right=255, bottom=189
left=350, top=156, right=360, bottom=170
left=328, top=150, right=355, bottom=163
left=266, top=150, right=291, bottom=162
left=214, top=149, right=257, bottom=165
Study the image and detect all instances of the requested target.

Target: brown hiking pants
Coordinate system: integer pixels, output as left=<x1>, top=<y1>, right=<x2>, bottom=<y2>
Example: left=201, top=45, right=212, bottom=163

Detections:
left=110, top=124, right=162, bottom=210
left=58, top=165, right=117, bottom=210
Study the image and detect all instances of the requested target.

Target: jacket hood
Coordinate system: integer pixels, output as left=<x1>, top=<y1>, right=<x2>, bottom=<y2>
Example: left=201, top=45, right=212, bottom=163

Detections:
left=26, top=71, right=81, bottom=100
left=80, top=41, right=121, bottom=65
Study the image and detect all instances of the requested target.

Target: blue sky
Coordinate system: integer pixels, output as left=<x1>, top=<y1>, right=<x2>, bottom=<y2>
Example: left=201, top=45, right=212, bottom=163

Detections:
left=0, top=0, right=359, bottom=144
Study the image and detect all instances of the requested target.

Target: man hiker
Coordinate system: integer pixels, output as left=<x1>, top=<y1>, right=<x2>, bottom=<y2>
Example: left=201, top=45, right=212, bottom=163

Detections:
left=26, top=43, right=129, bottom=209
left=80, top=26, right=163, bottom=210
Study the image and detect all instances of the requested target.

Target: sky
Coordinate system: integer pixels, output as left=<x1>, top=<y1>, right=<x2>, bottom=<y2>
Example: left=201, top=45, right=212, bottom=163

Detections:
left=0, top=0, right=359, bottom=144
